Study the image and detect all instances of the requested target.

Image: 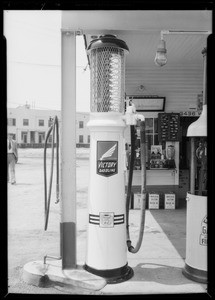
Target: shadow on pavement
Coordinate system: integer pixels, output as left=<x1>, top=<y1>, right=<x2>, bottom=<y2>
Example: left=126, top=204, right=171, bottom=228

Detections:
left=149, top=208, right=186, bottom=259
left=130, top=263, right=191, bottom=285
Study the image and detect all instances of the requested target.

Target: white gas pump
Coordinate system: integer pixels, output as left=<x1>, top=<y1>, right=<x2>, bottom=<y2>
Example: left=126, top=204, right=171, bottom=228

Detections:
left=84, top=35, right=147, bottom=283
left=23, top=34, right=147, bottom=289
left=84, top=35, right=133, bottom=283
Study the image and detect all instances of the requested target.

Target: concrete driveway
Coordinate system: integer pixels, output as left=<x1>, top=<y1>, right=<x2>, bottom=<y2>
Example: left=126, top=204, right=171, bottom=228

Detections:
left=6, top=148, right=207, bottom=295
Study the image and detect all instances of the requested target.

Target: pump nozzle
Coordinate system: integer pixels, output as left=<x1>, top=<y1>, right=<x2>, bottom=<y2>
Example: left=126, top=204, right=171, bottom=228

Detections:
left=126, top=240, right=135, bottom=252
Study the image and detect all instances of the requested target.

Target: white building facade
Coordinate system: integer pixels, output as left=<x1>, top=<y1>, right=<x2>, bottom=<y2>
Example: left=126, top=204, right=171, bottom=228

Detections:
left=7, top=105, right=90, bottom=147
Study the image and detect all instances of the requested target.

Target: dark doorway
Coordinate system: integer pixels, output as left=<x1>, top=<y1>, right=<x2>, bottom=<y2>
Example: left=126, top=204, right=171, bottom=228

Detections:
left=30, top=131, right=35, bottom=143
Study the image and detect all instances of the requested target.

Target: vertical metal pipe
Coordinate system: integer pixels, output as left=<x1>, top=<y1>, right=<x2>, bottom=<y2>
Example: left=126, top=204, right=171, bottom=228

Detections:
left=61, top=30, right=76, bottom=269
left=202, top=48, right=207, bottom=105
left=190, top=137, right=196, bottom=195
left=140, top=121, right=146, bottom=195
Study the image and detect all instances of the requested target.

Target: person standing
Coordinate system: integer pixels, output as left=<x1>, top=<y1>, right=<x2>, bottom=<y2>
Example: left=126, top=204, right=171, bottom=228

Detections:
left=7, top=133, right=18, bottom=184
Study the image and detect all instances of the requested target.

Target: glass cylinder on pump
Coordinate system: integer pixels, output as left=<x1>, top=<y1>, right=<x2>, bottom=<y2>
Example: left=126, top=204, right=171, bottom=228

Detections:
left=84, top=35, right=133, bottom=283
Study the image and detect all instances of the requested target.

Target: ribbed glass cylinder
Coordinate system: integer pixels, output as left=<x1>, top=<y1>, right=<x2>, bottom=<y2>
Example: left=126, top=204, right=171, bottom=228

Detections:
left=90, top=46, right=125, bottom=113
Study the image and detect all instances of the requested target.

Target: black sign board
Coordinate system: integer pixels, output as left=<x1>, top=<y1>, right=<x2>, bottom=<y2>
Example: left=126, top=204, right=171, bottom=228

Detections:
left=158, top=113, right=180, bottom=142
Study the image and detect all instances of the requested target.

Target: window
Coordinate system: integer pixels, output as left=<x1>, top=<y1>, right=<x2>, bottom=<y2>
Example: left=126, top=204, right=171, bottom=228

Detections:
left=8, top=133, right=16, bottom=140
left=21, top=131, right=28, bottom=143
left=39, top=119, right=44, bottom=126
left=135, top=117, right=160, bottom=169
left=79, top=121, right=84, bottom=128
left=145, top=118, right=158, bottom=145
left=145, top=118, right=159, bottom=158
left=23, top=119, right=29, bottom=126
left=79, top=135, right=83, bottom=143
left=38, top=132, right=45, bottom=143
left=48, top=135, right=52, bottom=143
left=88, top=135, right=90, bottom=143
left=7, top=118, right=16, bottom=126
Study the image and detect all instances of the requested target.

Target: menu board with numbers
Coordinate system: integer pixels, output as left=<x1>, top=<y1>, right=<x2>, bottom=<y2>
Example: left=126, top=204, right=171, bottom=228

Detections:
left=158, top=113, right=180, bottom=141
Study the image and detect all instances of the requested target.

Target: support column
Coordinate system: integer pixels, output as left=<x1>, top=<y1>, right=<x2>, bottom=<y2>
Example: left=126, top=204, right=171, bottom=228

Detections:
left=61, top=30, right=76, bottom=269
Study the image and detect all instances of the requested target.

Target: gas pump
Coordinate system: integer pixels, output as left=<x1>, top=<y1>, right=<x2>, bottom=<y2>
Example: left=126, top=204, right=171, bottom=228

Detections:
left=84, top=34, right=147, bottom=283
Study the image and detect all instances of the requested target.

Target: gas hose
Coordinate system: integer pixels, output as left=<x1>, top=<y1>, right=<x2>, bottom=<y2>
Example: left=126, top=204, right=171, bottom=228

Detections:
left=44, top=116, right=59, bottom=231
left=126, top=120, right=147, bottom=253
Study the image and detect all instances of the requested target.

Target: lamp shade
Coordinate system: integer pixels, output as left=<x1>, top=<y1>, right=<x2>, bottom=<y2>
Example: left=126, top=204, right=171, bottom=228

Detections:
left=187, top=104, right=207, bottom=137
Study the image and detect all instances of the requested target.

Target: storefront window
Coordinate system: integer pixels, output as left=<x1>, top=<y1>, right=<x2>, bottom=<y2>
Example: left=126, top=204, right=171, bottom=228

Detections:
left=154, top=118, right=158, bottom=133
left=145, top=118, right=153, bottom=133
left=146, top=118, right=159, bottom=165
left=134, top=117, right=166, bottom=170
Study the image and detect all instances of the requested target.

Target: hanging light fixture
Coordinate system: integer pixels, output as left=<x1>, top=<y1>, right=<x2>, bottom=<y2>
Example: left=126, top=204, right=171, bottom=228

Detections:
left=154, top=30, right=210, bottom=67
left=154, top=31, right=167, bottom=67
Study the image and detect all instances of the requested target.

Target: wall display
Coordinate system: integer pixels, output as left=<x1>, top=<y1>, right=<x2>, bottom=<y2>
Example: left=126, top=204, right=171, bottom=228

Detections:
left=158, top=113, right=180, bottom=141
left=151, top=145, right=162, bottom=157
left=128, top=96, right=165, bottom=111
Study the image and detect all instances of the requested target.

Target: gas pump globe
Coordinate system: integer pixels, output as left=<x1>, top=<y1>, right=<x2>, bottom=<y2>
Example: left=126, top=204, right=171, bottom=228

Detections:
left=89, top=34, right=128, bottom=113
left=84, top=35, right=133, bottom=283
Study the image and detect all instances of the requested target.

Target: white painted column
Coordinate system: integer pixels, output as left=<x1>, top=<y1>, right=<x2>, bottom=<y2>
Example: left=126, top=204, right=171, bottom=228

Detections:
left=60, top=30, right=76, bottom=269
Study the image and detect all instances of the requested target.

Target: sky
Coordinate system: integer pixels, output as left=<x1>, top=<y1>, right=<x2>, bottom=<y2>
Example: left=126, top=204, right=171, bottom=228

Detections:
left=4, top=10, right=90, bottom=112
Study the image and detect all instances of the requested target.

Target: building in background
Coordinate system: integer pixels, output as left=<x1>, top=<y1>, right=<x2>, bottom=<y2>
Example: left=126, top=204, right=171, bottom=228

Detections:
left=75, top=112, right=90, bottom=147
left=7, top=105, right=90, bottom=147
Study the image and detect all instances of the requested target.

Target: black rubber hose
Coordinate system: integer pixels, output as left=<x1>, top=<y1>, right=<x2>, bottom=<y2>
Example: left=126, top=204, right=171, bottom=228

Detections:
left=125, top=125, right=136, bottom=249
left=44, top=116, right=59, bottom=231
left=44, top=125, right=53, bottom=224
left=126, top=120, right=147, bottom=253
left=55, top=117, right=60, bottom=204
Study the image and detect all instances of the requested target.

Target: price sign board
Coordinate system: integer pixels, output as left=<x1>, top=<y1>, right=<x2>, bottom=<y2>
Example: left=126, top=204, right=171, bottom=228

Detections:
left=158, top=113, right=180, bottom=142
left=149, top=193, right=159, bottom=209
left=164, top=193, right=176, bottom=209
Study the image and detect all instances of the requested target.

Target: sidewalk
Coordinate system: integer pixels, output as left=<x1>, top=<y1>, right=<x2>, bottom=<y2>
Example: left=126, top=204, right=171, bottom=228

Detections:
left=7, top=148, right=207, bottom=295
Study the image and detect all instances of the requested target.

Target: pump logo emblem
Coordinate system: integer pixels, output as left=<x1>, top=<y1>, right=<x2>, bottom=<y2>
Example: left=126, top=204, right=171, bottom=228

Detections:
left=97, top=141, right=118, bottom=177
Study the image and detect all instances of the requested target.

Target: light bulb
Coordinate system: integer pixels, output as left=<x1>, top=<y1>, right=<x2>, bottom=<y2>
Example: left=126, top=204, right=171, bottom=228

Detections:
left=154, top=39, right=167, bottom=67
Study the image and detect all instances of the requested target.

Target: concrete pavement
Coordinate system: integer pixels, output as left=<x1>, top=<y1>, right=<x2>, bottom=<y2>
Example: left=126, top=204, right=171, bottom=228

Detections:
left=22, top=208, right=207, bottom=295
left=8, top=148, right=208, bottom=295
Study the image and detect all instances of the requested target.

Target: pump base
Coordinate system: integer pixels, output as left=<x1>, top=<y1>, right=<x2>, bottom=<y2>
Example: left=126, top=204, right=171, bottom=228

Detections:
left=84, top=263, right=133, bottom=284
left=182, top=263, right=207, bottom=284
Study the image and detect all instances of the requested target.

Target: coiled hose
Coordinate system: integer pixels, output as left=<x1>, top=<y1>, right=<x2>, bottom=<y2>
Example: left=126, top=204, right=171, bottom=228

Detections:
left=44, top=116, right=60, bottom=231
left=126, top=120, right=147, bottom=253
